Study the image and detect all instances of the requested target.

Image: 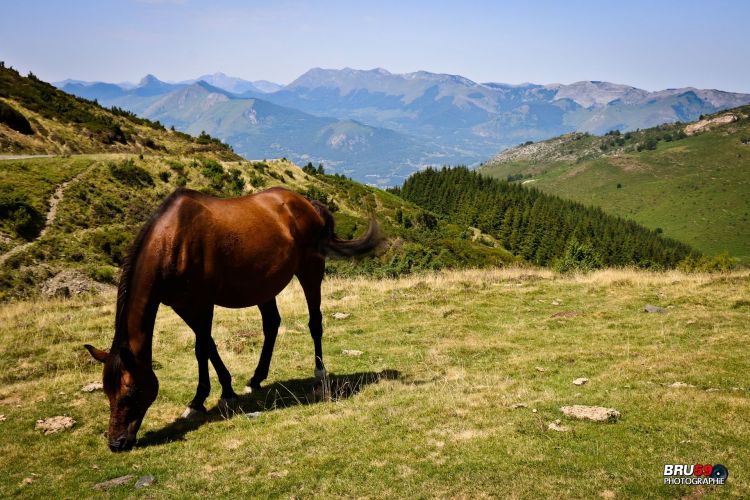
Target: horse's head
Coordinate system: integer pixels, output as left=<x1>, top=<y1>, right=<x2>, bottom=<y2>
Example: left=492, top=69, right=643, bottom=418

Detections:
left=84, top=344, right=158, bottom=452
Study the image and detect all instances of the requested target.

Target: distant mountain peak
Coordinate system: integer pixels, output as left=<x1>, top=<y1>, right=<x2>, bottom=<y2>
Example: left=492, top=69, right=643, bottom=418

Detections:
left=138, top=74, right=163, bottom=86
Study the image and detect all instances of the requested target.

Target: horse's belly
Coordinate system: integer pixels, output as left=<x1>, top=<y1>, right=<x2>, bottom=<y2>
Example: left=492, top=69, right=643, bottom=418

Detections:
left=213, top=268, right=295, bottom=308
left=160, top=214, right=302, bottom=309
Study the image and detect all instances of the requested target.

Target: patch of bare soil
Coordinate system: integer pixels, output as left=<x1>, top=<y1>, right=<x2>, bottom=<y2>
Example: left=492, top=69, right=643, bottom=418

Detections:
left=561, top=405, right=620, bottom=422
left=41, top=269, right=112, bottom=298
left=685, top=114, right=737, bottom=135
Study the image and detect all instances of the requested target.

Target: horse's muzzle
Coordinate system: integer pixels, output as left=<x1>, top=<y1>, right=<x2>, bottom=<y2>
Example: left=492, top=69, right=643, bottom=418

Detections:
left=108, top=435, right=134, bottom=452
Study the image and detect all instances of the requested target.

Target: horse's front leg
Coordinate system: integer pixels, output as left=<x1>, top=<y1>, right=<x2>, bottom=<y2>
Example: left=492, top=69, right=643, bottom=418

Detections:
left=174, top=305, right=237, bottom=418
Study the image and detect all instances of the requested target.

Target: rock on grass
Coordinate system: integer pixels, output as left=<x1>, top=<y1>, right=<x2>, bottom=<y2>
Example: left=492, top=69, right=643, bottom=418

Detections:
left=92, top=475, right=135, bottom=491
left=644, top=304, right=666, bottom=314
left=342, top=349, right=363, bottom=356
left=548, top=420, right=571, bottom=432
left=80, top=382, right=103, bottom=393
left=551, top=310, right=578, bottom=319
left=561, top=405, right=620, bottom=423
left=332, top=312, right=350, bottom=320
left=35, top=416, right=75, bottom=434
left=572, top=377, right=589, bottom=386
left=667, top=381, right=694, bottom=388
left=135, top=476, right=156, bottom=489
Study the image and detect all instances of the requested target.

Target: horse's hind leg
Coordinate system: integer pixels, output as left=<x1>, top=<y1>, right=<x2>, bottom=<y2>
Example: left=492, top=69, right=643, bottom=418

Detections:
left=245, top=299, right=281, bottom=393
left=174, top=305, right=236, bottom=417
left=297, top=256, right=326, bottom=380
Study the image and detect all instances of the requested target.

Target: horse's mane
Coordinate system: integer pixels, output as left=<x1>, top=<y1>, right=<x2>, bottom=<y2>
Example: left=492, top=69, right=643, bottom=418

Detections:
left=104, top=188, right=188, bottom=392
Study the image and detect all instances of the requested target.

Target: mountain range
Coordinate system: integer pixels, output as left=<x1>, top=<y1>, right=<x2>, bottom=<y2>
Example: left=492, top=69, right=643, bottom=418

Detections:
left=56, top=68, right=750, bottom=185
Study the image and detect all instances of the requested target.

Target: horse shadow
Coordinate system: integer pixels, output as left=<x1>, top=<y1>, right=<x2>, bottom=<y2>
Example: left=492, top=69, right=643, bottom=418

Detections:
left=137, top=369, right=400, bottom=448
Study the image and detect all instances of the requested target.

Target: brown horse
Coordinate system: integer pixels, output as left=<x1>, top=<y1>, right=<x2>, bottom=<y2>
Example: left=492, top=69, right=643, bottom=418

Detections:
left=84, top=186, right=379, bottom=452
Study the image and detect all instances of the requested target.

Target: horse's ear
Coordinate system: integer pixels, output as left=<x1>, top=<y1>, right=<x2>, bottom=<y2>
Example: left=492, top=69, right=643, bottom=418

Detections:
left=84, top=344, right=109, bottom=363
left=119, top=346, right=137, bottom=371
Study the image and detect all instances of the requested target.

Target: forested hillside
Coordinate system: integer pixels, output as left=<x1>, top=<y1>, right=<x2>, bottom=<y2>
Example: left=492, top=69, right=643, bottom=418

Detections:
left=396, top=167, right=694, bottom=269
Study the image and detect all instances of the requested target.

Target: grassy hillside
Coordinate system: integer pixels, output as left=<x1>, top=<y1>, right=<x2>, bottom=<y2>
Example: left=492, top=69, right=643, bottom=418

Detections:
left=0, top=154, right=516, bottom=301
left=0, top=268, right=748, bottom=497
left=480, top=106, right=750, bottom=262
left=0, top=65, right=237, bottom=158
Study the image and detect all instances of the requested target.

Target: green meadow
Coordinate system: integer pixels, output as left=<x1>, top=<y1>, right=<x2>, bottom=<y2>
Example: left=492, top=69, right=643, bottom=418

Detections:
left=481, top=112, right=750, bottom=263
left=1, top=268, right=748, bottom=497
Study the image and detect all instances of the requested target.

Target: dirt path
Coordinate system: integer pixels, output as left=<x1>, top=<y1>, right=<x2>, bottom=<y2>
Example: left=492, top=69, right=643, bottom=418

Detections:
left=0, top=154, right=56, bottom=161
left=0, top=170, right=86, bottom=267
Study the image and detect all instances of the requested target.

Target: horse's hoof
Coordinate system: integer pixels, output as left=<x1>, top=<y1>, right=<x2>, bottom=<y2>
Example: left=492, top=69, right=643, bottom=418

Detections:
left=242, top=385, right=253, bottom=395
left=218, top=397, right=240, bottom=416
left=180, top=407, right=204, bottom=420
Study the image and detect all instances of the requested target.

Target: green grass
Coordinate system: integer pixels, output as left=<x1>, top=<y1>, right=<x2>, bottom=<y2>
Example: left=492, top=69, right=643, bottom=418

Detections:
left=0, top=268, right=748, bottom=497
left=0, top=157, right=94, bottom=238
left=481, top=115, right=750, bottom=263
left=1, top=154, right=515, bottom=300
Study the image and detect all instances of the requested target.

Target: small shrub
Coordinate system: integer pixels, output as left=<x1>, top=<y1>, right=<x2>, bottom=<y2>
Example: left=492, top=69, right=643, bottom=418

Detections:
left=249, top=173, right=266, bottom=188
left=555, top=238, right=602, bottom=273
left=88, top=265, right=118, bottom=284
left=201, top=160, right=245, bottom=196
left=226, top=168, right=245, bottom=195
left=0, top=187, right=44, bottom=240
left=108, top=159, right=154, bottom=187
left=678, top=252, right=737, bottom=273
left=89, top=228, right=133, bottom=265
left=0, top=100, right=33, bottom=134
left=302, top=162, right=316, bottom=175
left=304, top=186, right=338, bottom=212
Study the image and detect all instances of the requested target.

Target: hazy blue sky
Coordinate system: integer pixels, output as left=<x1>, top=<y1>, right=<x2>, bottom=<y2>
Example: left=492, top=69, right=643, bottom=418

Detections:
left=2, top=0, right=749, bottom=91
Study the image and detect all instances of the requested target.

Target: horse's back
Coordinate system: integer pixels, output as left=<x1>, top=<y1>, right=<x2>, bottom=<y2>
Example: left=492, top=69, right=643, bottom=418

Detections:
left=151, top=187, right=324, bottom=308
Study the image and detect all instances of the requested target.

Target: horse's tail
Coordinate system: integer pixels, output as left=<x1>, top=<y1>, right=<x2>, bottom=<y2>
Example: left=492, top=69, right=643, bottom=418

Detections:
left=310, top=200, right=381, bottom=257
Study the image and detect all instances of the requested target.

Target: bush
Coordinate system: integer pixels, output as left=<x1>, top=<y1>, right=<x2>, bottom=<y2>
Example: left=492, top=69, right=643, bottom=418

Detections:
left=249, top=172, right=266, bottom=188
left=303, top=186, right=338, bottom=212
left=554, top=238, right=603, bottom=273
left=678, top=252, right=737, bottom=273
left=201, top=160, right=245, bottom=196
left=226, top=168, right=245, bottom=195
left=87, top=265, right=118, bottom=284
left=0, top=187, right=44, bottom=240
left=108, top=159, right=154, bottom=187
left=89, top=228, right=133, bottom=265
left=0, top=100, right=33, bottom=134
